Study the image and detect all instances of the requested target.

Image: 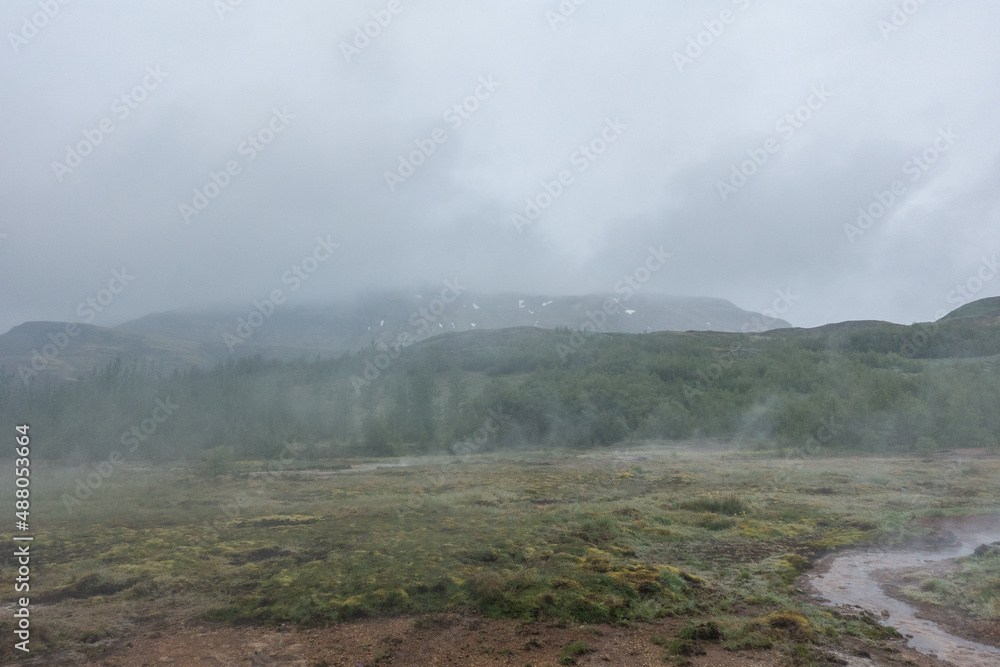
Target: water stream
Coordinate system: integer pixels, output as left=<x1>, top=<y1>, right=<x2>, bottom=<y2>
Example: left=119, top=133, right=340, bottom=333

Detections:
left=808, top=516, right=1000, bottom=666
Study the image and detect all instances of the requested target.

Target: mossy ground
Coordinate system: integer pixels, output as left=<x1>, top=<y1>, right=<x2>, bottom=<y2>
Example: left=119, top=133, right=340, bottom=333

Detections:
left=2, top=442, right=998, bottom=662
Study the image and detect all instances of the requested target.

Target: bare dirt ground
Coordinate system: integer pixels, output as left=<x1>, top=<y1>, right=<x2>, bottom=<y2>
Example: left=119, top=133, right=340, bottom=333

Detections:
left=13, top=614, right=948, bottom=667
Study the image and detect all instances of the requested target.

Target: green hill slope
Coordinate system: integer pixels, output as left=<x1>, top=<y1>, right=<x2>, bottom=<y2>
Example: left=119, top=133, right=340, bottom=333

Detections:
left=939, top=296, right=1000, bottom=324
left=2, top=301, right=998, bottom=461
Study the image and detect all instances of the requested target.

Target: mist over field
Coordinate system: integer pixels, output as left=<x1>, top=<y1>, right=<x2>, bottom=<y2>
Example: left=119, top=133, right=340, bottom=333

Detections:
left=3, top=2, right=1000, bottom=665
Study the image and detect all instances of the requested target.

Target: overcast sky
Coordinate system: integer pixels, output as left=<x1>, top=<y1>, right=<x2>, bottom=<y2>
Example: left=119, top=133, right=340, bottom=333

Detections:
left=2, top=0, right=999, bottom=334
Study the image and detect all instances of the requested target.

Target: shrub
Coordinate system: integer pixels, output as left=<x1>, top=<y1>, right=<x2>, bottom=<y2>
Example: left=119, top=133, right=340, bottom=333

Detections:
left=200, top=446, right=234, bottom=477
left=559, top=640, right=589, bottom=665
left=677, top=621, right=722, bottom=641
left=680, top=492, right=749, bottom=516
left=467, top=571, right=505, bottom=606
left=577, top=515, right=621, bottom=544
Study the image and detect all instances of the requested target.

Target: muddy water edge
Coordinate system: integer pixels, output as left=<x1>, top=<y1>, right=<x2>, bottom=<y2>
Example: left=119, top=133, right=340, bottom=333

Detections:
left=804, top=515, right=1000, bottom=666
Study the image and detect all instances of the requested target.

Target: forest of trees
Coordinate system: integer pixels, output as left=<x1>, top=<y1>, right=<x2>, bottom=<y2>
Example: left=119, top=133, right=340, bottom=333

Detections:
left=1, top=320, right=999, bottom=462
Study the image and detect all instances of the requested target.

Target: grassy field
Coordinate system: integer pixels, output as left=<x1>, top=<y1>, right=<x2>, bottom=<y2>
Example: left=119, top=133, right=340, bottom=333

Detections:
left=897, top=543, right=1000, bottom=620
left=3, top=442, right=999, bottom=664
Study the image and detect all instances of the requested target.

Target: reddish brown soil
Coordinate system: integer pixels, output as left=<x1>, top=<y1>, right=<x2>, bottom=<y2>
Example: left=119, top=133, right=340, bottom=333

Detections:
left=11, top=614, right=950, bottom=667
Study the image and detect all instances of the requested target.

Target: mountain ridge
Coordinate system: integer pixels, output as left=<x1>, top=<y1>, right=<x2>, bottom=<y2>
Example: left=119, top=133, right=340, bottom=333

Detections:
left=1, top=292, right=790, bottom=382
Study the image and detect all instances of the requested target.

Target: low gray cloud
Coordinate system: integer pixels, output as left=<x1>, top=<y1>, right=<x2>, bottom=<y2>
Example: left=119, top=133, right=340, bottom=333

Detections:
left=2, top=0, right=999, bottom=333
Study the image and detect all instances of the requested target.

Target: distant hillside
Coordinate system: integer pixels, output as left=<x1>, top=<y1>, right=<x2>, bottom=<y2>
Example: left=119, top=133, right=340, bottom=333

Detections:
left=0, top=292, right=790, bottom=383
left=760, top=320, right=897, bottom=338
left=117, top=292, right=791, bottom=353
left=4, top=299, right=999, bottom=461
left=8, top=295, right=1000, bottom=387
left=754, top=298, right=1000, bottom=360
left=938, top=297, right=1000, bottom=324
left=0, top=322, right=219, bottom=384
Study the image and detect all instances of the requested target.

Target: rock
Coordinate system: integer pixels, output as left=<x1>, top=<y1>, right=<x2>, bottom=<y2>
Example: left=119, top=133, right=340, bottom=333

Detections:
left=973, top=542, right=1000, bottom=558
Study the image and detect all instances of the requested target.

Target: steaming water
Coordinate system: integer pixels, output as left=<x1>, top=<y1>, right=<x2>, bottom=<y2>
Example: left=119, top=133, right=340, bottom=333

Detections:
left=247, top=462, right=411, bottom=477
left=809, top=517, right=1000, bottom=666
